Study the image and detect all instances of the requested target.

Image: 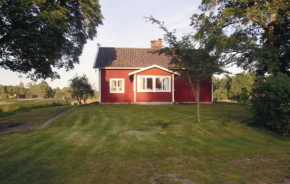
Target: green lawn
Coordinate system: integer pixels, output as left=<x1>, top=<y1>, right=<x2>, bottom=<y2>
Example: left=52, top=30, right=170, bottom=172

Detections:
left=0, top=104, right=289, bottom=184
left=0, top=106, right=73, bottom=128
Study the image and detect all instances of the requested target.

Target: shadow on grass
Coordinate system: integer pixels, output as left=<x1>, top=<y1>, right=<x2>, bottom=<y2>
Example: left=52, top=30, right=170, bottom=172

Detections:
left=154, top=121, right=176, bottom=129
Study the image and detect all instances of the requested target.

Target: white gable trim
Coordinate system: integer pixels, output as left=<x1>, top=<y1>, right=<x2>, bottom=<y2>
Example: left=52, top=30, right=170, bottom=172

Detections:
left=128, top=65, right=178, bottom=76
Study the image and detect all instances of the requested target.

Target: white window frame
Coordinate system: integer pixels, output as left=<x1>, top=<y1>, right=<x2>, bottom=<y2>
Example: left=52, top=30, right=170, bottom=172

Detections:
left=110, top=78, right=125, bottom=93
left=137, top=75, right=171, bottom=92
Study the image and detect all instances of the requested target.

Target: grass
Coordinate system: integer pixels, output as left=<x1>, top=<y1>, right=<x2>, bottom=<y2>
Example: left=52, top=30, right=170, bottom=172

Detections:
left=0, top=99, right=71, bottom=113
left=0, top=106, right=73, bottom=127
left=0, top=104, right=289, bottom=184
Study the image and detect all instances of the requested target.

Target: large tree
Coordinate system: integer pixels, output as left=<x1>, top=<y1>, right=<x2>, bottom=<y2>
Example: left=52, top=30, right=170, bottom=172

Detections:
left=192, top=0, right=290, bottom=76
left=147, top=16, right=225, bottom=123
left=0, top=0, right=103, bottom=80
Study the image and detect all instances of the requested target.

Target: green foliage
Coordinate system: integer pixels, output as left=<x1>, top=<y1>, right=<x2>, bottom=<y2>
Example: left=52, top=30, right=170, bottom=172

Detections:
left=69, top=75, right=94, bottom=104
left=0, top=0, right=103, bottom=80
left=26, top=81, right=53, bottom=99
left=61, top=87, right=72, bottom=99
left=1, top=93, right=9, bottom=99
left=229, top=72, right=256, bottom=101
left=213, top=72, right=255, bottom=102
left=192, top=0, right=290, bottom=76
left=146, top=16, right=226, bottom=123
left=54, top=91, right=65, bottom=99
left=249, top=73, right=290, bottom=135
left=213, top=77, right=230, bottom=101
left=54, top=89, right=71, bottom=100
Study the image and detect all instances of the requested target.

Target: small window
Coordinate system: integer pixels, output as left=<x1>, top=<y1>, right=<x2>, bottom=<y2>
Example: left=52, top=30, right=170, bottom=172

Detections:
left=110, top=79, right=124, bottom=93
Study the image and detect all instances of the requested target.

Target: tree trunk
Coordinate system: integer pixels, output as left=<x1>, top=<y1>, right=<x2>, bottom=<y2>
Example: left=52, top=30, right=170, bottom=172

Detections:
left=196, top=81, right=201, bottom=123
left=77, top=96, right=81, bottom=105
left=186, top=71, right=201, bottom=123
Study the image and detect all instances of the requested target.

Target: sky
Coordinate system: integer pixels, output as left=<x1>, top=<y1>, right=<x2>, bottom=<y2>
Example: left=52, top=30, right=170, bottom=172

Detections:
left=0, top=0, right=242, bottom=89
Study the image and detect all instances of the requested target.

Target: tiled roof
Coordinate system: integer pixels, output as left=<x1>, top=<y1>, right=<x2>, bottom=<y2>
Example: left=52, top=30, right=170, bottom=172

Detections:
left=93, top=47, right=172, bottom=68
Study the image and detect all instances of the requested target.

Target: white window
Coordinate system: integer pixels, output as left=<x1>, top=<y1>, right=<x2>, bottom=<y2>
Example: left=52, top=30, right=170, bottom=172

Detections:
left=110, top=79, right=124, bottom=93
left=137, top=76, right=171, bottom=92
left=138, top=76, right=154, bottom=92
left=155, top=77, right=170, bottom=91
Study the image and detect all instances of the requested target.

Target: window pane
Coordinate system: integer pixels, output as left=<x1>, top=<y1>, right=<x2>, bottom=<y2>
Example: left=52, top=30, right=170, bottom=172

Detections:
left=156, top=78, right=162, bottom=90
left=147, top=78, right=153, bottom=90
left=139, top=77, right=145, bottom=90
left=163, top=78, right=169, bottom=90
left=111, top=80, right=116, bottom=91
left=118, top=80, right=123, bottom=91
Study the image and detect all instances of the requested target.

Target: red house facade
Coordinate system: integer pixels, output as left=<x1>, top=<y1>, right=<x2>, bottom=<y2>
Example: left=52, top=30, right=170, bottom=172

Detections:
left=94, top=39, right=213, bottom=104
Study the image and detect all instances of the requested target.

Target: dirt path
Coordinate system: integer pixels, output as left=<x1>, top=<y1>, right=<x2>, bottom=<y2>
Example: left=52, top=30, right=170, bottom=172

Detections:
left=0, top=107, right=75, bottom=134
left=38, top=107, right=75, bottom=129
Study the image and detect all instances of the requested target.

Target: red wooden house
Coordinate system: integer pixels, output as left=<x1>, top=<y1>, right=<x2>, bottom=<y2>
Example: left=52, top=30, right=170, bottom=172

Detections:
left=93, top=39, right=213, bottom=104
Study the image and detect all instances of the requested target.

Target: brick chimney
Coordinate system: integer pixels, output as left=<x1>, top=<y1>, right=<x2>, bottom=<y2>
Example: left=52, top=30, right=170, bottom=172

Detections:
left=150, top=38, right=162, bottom=49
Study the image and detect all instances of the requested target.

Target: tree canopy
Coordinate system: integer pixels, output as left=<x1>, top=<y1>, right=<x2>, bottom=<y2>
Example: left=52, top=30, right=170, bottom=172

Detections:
left=147, top=16, right=225, bottom=123
left=192, top=0, right=290, bottom=76
left=0, top=0, right=103, bottom=80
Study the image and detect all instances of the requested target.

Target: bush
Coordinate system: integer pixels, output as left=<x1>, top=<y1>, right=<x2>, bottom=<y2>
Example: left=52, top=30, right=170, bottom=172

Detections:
left=1, top=93, right=9, bottom=99
left=249, top=73, right=290, bottom=135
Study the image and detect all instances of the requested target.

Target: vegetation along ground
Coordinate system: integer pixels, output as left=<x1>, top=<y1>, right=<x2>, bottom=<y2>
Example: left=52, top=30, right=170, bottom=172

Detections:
left=0, top=103, right=290, bottom=184
left=0, top=99, right=71, bottom=113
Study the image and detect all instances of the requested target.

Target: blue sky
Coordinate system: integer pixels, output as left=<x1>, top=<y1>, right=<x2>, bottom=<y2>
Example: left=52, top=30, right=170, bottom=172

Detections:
left=0, top=0, right=242, bottom=89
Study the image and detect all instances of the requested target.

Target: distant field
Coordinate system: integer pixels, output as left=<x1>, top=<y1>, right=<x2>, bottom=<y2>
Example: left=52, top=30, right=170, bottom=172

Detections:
left=0, top=104, right=289, bottom=184
left=0, top=99, right=72, bottom=113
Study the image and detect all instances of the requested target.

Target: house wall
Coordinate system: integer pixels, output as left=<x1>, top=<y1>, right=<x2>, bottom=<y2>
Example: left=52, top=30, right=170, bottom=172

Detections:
left=100, top=69, right=135, bottom=103
left=100, top=68, right=212, bottom=103
left=136, top=68, right=173, bottom=103
left=174, top=77, right=212, bottom=103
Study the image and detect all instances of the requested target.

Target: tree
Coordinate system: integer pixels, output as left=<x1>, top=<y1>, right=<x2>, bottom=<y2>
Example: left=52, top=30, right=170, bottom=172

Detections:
left=61, top=87, right=72, bottom=99
left=26, top=81, right=53, bottom=98
left=213, top=76, right=231, bottom=101
left=192, top=0, right=290, bottom=76
left=147, top=16, right=225, bottom=123
left=54, top=91, right=65, bottom=99
left=229, top=72, right=256, bottom=101
left=69, top=75, right=94, bottom=104
left=18, top=82, right=26, bottom=95
left=0, top=0, right=103, bottom=80
left=52, top=87, right=61, bottom=99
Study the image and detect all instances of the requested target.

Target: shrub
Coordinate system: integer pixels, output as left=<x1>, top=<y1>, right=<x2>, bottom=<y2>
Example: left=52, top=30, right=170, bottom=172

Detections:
left=1, top=93, right=9, bottom=99
left=249, top=73, right=290, bottom=135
